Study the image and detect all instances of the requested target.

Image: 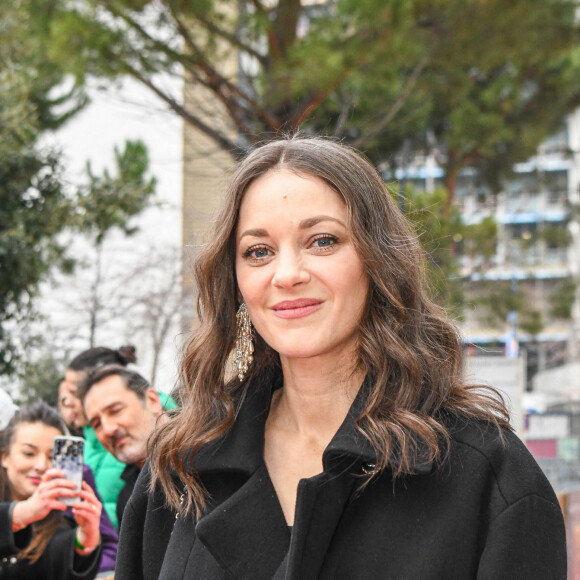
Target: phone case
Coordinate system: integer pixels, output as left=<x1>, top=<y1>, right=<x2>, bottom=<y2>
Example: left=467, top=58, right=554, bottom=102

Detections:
left=52, top=436, right=84, bottom=506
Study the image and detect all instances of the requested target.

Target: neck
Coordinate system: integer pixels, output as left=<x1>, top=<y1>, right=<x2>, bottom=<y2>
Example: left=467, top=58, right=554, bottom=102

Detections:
left=268, top=355, right=364, bottom=444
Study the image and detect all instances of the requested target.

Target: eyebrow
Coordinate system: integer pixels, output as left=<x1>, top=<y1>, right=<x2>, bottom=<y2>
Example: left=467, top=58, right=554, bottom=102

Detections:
left=22, top=443, right=38, bottom=451
left=238, top=215, right=345, bottom=240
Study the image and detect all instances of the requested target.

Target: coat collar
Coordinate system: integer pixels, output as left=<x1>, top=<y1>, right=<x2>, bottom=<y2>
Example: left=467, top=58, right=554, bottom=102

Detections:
left=194, top=367, right=432, bottom=481
left=193, top=367, right=280, bottom=478
left=192, top=367, right=432, bottom=579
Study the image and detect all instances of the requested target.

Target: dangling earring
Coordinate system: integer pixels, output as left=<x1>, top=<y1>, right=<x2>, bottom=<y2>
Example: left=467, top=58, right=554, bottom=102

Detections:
left=234, top=303, right=254, bottom=381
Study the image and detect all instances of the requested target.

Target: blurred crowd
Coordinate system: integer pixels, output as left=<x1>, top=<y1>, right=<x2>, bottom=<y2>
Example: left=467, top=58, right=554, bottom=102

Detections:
left=0, top=345, right=175, bottom=580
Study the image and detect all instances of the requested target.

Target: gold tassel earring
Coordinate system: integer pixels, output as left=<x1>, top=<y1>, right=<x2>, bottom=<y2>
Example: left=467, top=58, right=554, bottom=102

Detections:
left=234, top=303, right=254, bottom=381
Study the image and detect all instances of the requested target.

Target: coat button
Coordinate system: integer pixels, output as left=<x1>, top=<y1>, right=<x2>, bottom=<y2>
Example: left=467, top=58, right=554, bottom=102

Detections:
left=361, top=462, right=376, bottom=474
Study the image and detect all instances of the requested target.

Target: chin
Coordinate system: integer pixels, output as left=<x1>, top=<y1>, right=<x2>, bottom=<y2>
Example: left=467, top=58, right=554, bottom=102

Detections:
left=277, top=348, right=326, bottom=360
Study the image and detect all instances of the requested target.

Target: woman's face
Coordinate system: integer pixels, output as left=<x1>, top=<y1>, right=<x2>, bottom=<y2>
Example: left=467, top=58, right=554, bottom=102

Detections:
left=1, top=422, right=63, bottom=500
left=235, top=169, right=368, bottom=364
left=58, top=369, right=88, bottom=430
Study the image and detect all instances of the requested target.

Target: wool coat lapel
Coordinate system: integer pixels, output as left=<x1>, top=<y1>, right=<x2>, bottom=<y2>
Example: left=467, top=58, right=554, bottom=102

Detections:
left=193, top=371, right=290, bottom=578
left=190, top=371, right=431, bottom=579
left=196, top=463, right=290, bottom=578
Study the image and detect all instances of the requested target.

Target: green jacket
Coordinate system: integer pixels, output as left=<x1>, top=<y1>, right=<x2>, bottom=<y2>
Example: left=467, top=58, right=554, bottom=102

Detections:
left=83, top=391, right=178, bottom=529
left=82, top=426, right=125, bottom=529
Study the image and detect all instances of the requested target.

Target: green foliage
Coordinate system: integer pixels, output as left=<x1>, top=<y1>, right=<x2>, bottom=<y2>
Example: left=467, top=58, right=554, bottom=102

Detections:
left=519, top=310, right=544, bottom=337
left=41, top=0, right=580, bottom=176
left=463, top=216, right=497, bottom=265
left=74, top=140, right=157, bottom=245
left=475, top=280, right=550, bottom=336
left=397, top=185, right=464, bottom=316
left=0, top=0, right=88, bottom=133
left=410, top=0, right=580, bottom=199
left=0, top=0, right=81, bottom=375
left=476, top=281, right=527, bottom=329
left=549, top=277, right=576, bottom=320
left=541, top=223, right=571, bottom=249
left=16, top=351, right=66, bottom=407
left=0, top=0, right=156, bottom=375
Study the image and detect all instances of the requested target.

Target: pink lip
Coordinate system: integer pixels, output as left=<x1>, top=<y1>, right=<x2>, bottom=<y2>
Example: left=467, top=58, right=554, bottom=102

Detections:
left=29, top=477, right=41, bottom=486
left=272, top=298, right=323, bottom=319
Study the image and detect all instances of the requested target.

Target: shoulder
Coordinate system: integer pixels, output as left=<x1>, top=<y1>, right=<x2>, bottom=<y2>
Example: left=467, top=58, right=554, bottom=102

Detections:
left=447, top=415, right=559, bottom=507
left=117, top=462, right=176, bottom=579
left=122, top=461, right=172, bottom=524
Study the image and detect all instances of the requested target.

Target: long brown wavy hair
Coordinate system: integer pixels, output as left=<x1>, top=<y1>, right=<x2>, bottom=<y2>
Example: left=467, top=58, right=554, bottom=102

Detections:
left=149, top=135, right=510, bottom=517
left=0, top=401, right=66, bottom=562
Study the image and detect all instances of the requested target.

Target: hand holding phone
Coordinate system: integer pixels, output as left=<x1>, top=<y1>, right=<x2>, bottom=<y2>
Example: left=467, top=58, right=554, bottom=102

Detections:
left=52, top=436, right=84, bottom=506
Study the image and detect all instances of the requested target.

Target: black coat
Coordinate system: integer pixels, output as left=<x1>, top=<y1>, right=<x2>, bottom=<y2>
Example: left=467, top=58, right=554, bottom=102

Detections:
left=116, top=463, right=141, bottom=530
left=0, top=502, right=101, bottom=580
left=117, top=373, right=567, bottom=579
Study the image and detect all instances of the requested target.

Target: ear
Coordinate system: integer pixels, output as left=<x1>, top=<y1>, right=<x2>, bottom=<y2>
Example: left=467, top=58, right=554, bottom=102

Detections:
left=1, top=451, right=8, bottom=469
left=144, top=388, right=163, bottom=416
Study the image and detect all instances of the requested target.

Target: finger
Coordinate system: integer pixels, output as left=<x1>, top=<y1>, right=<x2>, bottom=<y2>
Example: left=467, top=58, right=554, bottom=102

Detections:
left=75, top=489, right=99, bottom=504
left=72, top=504, right=101, bottom=522
left=43, top=486, right=79, bottom=499
left=47, top=500, right=69, bottom=512
left=43, top=468, right=67, bottom=480
left=75, top=502, right=100, bottom=513
left=40, top=478, right=78, bottom=492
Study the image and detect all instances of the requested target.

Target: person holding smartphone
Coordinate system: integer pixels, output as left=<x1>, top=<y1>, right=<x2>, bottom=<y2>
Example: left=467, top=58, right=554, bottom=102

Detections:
left=0, top=401, right=102, bottom=579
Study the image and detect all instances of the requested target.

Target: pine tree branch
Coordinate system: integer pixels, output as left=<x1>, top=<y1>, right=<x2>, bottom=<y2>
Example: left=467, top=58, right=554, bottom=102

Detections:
left=352, top=54, right=429, bottom=147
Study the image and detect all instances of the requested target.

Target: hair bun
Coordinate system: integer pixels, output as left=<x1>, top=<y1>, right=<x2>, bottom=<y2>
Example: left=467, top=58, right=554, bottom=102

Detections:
left=116, top=345, right=137, bottom=365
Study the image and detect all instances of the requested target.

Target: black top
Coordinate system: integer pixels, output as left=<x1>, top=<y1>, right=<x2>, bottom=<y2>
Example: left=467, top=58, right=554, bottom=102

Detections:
left=117, top=463, right=141, bottom=529
left=0, top=502, right=101, bottom=580
left=116, top=369, right=567, bottom=579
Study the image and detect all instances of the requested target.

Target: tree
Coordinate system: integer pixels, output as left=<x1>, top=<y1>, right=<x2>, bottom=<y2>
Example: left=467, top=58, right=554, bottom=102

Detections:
left=0, top=0, right=87, bottom=375
left=47, top=0, right=579, bottom=186
left=6, top=139, right=159, bottom=401
left=0, top=0, right=160, bottom=375
left=120, top=246, right=183, bottom=387
left=410, top=0, right=580, bottom=205
left=397, top=185, right=464, bottom=315
left=38, top=0, right=580, bottom=362
left=39, top=243, right=182, bottom=393
left=67, top=139, right=158, bottom=347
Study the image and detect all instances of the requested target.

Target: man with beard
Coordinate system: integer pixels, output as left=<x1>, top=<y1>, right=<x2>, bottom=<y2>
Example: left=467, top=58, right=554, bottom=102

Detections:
left=79, top=365, right=169, bottom=528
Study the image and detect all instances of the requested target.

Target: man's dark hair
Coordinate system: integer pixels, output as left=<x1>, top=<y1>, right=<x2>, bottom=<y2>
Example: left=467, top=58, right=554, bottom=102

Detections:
left=78, top=364, right=151, bottom=403
left=68, top=345, right=137, bottom=371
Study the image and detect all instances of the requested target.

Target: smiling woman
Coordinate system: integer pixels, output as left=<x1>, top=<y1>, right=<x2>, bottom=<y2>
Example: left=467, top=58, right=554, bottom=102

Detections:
left=236, top=169, right=368, bottom=367
left=116, top=136, right=566, bottom=580
left=0, top=401, right=103, bottom=580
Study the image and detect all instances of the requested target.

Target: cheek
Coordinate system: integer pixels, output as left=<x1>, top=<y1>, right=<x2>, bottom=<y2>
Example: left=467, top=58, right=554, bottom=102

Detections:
left=4, top=458, right=23, bottom=477
left=237, top=272, right=264, bottom=308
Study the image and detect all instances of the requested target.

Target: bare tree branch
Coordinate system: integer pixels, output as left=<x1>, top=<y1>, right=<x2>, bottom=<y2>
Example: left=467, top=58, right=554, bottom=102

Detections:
left=124, top=62, right=243, bottom=156
left=168, top=4, right=283, bottom=134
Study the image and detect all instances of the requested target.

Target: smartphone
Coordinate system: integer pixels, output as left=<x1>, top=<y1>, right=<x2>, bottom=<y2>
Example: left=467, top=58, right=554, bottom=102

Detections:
left=52, top=435, right=84, bottom=506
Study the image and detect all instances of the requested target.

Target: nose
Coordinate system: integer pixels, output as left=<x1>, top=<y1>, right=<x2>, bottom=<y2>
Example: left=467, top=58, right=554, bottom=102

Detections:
left=101, top=417, right=119, bottom=439
left=34, top=454, right=51, bottom=473
left=272, top=248, right=310, bottom=288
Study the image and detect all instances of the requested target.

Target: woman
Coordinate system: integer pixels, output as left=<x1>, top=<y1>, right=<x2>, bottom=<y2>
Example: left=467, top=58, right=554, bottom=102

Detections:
left=59, top=345, right=177, bottom=530
left=117, top=136, right=566, bottom=579
left=0, top=401, right=102, bottom=579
